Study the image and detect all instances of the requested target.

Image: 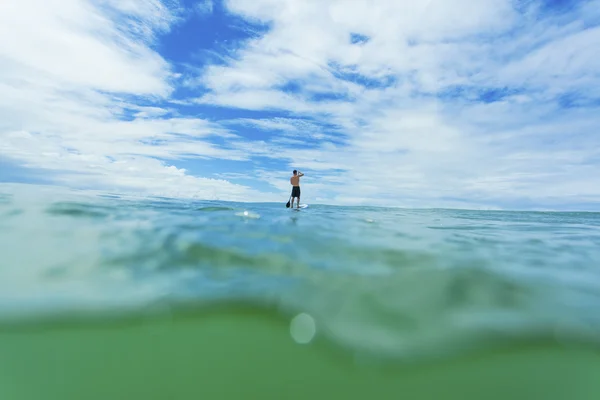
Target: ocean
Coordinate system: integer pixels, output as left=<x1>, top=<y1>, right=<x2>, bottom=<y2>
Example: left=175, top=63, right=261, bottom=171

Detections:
left=1, top=183, right=599, bottom=400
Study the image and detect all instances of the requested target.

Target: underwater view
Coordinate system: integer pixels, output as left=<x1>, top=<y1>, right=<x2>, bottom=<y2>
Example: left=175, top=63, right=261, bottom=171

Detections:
left=1, top=183, right=599, bottom=399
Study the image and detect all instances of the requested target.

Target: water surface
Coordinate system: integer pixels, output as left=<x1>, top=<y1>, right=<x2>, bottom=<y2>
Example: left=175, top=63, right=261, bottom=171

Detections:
left=1, top=183, right=599, bottom=399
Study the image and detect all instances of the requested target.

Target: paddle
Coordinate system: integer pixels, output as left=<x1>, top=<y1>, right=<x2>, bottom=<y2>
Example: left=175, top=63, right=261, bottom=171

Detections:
left=285, top=192, right=292, bottom=208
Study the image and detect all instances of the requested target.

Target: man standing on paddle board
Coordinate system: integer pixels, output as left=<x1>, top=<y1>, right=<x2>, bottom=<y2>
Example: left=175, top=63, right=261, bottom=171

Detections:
left=290, top=170, right=304, bottom=208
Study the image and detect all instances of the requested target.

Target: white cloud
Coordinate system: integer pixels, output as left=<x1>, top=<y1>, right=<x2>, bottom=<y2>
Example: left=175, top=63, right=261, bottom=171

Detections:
left=0, top=0, right=175, bottom=94
left=195, top=89, right=314, bottom=112
left=224, top=117, right=335, bottom=143
left=192, top=0, right=600, bottom=209
left=194, top=0, right=214, bottom=16
left=500, top=26, right=600, bottom=95
left=0, top=0, right=278, bottom=201
left=2, top=0, right=600, bottom=209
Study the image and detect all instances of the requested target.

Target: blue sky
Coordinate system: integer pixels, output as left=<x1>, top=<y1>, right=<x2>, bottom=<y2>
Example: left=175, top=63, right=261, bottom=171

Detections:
left=1, top=0, right=600, bottom=210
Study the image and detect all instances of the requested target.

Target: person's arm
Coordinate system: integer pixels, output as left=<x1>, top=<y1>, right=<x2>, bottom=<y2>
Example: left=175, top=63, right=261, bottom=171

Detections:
left=299, top=171, right=304, bottom=177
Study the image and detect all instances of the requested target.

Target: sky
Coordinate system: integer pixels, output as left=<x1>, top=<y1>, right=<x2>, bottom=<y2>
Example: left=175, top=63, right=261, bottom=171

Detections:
left=1, top=0, right=599, bottom=210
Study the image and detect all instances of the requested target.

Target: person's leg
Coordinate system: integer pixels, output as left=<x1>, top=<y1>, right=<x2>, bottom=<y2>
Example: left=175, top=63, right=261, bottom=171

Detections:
left=291, top=187, right=299, bottom=208
left=297, top=195, right=300, bottom=208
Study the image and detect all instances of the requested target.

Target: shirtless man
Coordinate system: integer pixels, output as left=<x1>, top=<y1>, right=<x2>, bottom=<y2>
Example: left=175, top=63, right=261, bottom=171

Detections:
left=290, top=169, right=304, bottom=208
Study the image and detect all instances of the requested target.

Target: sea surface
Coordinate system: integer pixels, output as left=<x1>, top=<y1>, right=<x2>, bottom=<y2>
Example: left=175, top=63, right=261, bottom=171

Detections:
left=1, top=183, right=600, bottom=400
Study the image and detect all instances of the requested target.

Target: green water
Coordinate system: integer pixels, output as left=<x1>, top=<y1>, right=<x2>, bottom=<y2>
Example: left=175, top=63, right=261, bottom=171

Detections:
left=1, top=183, right=600, bottom=399
left=1, top=307, right=599, bottom=400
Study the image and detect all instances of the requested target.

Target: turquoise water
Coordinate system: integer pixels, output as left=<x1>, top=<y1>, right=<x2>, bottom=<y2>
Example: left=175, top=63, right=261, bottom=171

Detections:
left=1, top=183, right=600, bottom=399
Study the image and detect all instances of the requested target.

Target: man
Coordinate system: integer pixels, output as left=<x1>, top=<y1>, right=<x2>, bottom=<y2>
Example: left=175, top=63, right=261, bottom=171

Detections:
left=290, top=169, right=304, bottom=208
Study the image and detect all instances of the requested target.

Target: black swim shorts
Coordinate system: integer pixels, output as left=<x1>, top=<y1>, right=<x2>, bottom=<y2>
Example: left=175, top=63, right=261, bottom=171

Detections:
left=291, top=186, right=301, bottom=197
